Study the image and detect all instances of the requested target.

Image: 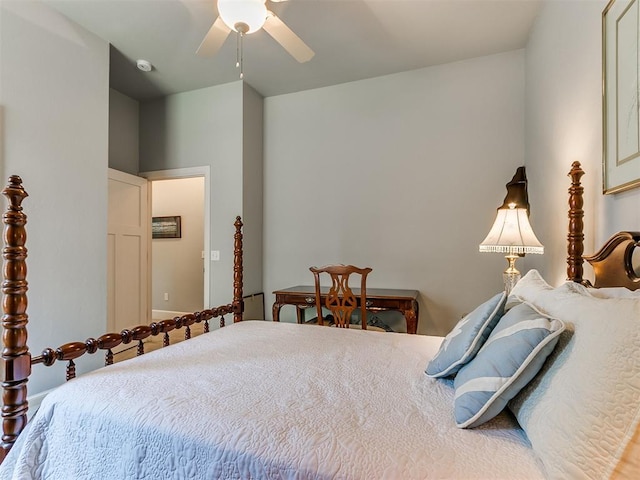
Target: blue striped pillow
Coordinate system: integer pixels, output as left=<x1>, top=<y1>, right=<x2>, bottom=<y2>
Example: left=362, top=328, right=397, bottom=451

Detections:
left=453, top=303, right=565, bottom=428
left=425, top=292, right=507, bottom=378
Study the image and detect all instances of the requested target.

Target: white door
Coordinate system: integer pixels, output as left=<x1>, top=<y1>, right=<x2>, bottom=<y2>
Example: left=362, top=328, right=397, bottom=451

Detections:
left=108, top=169, right=150, bottom=332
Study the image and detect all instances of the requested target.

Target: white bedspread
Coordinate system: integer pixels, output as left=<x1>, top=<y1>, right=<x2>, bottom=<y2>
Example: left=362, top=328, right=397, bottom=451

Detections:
left=1, top=321, right=544, bottom=479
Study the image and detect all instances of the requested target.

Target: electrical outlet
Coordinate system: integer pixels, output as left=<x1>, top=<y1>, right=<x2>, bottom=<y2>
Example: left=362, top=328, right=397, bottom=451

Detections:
left=164, top=292, right=169, bottom=301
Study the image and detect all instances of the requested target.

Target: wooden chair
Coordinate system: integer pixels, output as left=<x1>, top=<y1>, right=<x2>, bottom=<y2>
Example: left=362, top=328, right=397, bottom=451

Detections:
left=309, top=264, right=372, bottom=329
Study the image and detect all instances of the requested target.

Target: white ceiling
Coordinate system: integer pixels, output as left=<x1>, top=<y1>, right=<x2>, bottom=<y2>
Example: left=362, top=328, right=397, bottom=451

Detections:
left=43, top=0, right=543, bottom=100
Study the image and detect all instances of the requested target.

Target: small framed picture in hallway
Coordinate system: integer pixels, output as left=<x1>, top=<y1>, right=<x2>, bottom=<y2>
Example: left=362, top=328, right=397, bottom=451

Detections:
left=152, top=216, right=181, bottom=239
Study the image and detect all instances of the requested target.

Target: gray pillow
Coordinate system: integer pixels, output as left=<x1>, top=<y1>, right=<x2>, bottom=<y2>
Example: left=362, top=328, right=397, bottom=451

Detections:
left=453, top=303, right=565, bottom=428
left=425, top=292, right=506, bottom=378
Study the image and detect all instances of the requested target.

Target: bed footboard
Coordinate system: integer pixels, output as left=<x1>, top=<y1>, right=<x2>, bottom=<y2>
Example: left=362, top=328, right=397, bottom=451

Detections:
left=0, top=176, right=244, bottom=461
left=31, top=306, right=235, bottom=379
left=1, top=177, right=30, bottom=463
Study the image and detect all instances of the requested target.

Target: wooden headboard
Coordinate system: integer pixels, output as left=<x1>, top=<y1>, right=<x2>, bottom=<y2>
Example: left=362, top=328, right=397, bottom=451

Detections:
left=583, top=232, right=640, bottom=289
left=566, top=161, right=640, bottom=290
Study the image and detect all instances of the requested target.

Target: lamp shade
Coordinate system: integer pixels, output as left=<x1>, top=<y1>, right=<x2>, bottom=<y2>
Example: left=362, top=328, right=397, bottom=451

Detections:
left=479, top=205, right=544, bottom=255
left=218, top=0, right=267, bottom=33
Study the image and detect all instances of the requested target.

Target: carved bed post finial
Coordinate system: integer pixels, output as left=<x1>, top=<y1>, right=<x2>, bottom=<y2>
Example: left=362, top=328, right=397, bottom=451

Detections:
left=567, top=162, right=586, bottom=284
left=1, top=176, right=31, bottom=461
left=233, top=216, right=244, bottom=323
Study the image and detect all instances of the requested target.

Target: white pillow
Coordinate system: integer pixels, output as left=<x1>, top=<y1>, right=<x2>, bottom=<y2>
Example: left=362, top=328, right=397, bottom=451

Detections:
left=506, top=269, right=553, bottom=309
left=584, top=286, right=640, bottom=299
left=508, top=280, right=640, bottom=479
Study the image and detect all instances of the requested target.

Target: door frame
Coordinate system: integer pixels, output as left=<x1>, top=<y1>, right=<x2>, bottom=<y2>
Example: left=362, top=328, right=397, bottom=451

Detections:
left=139, top=166, right=211, bottom=309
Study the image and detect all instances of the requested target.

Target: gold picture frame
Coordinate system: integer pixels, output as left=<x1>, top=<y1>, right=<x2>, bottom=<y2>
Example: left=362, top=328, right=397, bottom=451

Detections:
left=602, top=0, right=640, bottom=194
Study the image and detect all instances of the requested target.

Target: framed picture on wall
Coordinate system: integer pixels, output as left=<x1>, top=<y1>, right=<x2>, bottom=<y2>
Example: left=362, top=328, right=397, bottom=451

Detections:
left=602, top=0, right=640, bottom=194
left=152, top=216, right=181, bottom=239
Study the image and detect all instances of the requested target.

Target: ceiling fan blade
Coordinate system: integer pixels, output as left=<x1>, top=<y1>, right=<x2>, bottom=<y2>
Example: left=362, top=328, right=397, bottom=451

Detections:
left=263, top=12, right=314, bottom=63
left=196, top=16, right=231, bottom=57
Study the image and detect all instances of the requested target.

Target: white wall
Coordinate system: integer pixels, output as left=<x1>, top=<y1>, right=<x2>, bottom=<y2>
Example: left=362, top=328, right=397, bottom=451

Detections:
left=242, top=82, right=264, bottom=297
left=151, top=177, right=205, bottom=312
left=263, top=50, right=526, bottom=335
left=0, top=0, right=109, bottom=393
left=140, top=82, right=242, bottom=307
left=139, top=81, right=264, bottom=306
left=109, top=88, right=139, bottom=175
left=524, top=0, right=640, bottom=286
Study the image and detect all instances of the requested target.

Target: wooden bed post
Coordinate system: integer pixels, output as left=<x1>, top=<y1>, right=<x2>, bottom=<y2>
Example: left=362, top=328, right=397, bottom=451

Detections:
left=233, top=216, right=244, bottom=323
left=567, top=162, right=586, bottom=284
left=1, top=177, right=31, bottom=462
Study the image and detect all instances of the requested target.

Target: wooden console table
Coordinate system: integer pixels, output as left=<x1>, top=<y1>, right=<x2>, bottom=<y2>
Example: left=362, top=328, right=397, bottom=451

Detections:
left=272, top=286, right=419, bottom=334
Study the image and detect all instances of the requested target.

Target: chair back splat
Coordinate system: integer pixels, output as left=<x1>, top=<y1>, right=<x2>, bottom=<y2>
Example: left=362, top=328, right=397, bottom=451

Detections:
left=309, top=265, right=372, bottom=329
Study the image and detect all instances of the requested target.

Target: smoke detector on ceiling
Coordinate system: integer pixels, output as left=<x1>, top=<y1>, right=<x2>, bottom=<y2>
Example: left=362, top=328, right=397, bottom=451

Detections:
left=136, top=59, right=153, bottom=72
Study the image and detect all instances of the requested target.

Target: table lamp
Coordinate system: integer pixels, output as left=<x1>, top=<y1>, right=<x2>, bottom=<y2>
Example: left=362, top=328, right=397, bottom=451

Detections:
left=479, top=167, right=544, bottom=293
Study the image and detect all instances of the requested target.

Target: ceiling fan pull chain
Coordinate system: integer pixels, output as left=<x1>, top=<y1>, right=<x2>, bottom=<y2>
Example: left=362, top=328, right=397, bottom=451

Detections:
left=236, top=30, right=240, bottom=68
left=239, top=31, right=244, bottom=79
left=235, top=30, right=245, bottom=79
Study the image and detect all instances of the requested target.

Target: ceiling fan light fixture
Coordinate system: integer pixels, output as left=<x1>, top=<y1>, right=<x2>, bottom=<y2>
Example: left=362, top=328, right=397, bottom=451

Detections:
left=218, top=0, right=267, bottom=34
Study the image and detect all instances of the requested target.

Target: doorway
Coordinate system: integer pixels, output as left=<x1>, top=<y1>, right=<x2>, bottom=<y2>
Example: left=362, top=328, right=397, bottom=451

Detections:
left=141, top=166, right=211, bottom=318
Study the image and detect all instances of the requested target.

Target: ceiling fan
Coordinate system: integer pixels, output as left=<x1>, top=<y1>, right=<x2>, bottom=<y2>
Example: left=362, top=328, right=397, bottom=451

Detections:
left=197, top=0, right=315, bottom=70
